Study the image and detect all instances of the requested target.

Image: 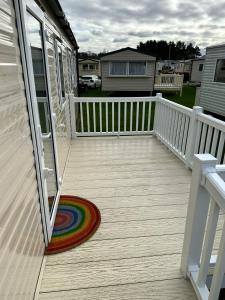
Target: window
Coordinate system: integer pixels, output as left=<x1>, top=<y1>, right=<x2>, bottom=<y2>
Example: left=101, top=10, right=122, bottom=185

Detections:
left=83, top=64, right=88, bottom=70
left=110, top=62, right=127, bottom=75
left=214, top=59, right=225, bottom=83
left=110, top=61, right=146, bottom=76
left=129, top=62, right=146, bottom=75
left=89, top=64, right=95, bottom=70
left=55, top=43, right=65, bottom=103
left=199, top=64, right=203, bottom=72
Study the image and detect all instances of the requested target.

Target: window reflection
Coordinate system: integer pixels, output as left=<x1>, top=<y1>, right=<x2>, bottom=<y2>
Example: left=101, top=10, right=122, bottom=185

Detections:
left=26, top=12, right=58, bottom=215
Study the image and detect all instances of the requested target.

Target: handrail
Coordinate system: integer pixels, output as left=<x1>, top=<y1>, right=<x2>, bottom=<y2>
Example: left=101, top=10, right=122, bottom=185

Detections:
left=74, top=96, right=155, bottom=103
left=181, top=154, right=225, bottom=300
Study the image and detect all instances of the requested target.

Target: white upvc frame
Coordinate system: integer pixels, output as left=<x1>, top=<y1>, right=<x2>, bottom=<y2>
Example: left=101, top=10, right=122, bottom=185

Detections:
left=109, top=61, right=148, bottom=77
left=14, top=0, right=61, bottom=243
left=55, top=40, right=66, bottom=106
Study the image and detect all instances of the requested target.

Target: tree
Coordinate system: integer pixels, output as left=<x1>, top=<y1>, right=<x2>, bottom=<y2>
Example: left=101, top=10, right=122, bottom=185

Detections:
left=137, top=40, right=201, bottom=60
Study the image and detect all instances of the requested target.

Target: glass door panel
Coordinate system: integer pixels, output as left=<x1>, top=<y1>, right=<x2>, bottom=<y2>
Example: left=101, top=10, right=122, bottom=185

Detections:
left=26, top=12, right=58, bottom=215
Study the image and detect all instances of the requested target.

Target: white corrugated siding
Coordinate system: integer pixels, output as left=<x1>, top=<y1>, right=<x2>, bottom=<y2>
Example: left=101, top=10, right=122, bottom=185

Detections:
left=200, top=46, right=225, bottom=116
left=0, top=0, right=45, bottom=299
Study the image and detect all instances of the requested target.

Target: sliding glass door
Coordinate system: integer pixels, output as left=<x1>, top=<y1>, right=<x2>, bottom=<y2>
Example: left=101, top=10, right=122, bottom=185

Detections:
left=26, top=12, right=58, bottom=216
left=15, top=0, right=61, bottom=242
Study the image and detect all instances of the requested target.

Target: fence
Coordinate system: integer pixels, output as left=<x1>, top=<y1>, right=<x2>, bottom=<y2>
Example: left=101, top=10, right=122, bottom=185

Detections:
left=181, top=154, right=225, bottom=300
left=154, top=74, right=184, bottom=96
left=69, top=96, right=155, bottom=137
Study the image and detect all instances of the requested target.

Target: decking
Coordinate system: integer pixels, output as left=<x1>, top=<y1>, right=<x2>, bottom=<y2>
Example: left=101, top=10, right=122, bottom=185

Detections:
left=38, top=136, right=197, bottom=299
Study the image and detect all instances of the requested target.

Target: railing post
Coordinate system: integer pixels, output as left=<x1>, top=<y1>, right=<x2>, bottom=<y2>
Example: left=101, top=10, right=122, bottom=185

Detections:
left=181, top=154, right=217, bottom=279
left=68, top=94, right=77, bottom=138
left=185, top=106, right=203, bottom=167
left=153, top=93, right=162, bottom=134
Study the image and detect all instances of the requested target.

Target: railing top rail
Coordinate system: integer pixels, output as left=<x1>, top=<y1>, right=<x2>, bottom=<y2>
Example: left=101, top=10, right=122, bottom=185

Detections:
left=72, top=96, right=156, bottom=103
left=157, top=95, right=192, bottom=116
left=156, top=74, right=184, bottom=77
left=197, top=112, right=225, bottom=132
left=205, top=171, right=225, bottom=211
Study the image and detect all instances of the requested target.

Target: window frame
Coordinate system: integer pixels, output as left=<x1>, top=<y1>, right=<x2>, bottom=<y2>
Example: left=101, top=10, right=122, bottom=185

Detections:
left=214, top=59, right=225, bottom=84
left=55, top=40, right=66, bottom=105
left=199, top=64, right=203, bottom=72
left=109, top=61, right=147, bottom=77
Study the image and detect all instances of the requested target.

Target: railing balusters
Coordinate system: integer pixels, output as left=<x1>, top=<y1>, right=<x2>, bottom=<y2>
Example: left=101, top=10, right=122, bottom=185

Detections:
left=80, top=102, right=84, bottom=133
left=205, top=126, right=213, bottom=153
left=142, top=102, right=145, bottom=132
left=211, top=129, right=219, bottom=156
left=172, top=111, right=178, bottom=147
left=99, top=102, right=102, bottom=133
left=217, top=132, right=225, bottom=163
left=136, top=102, right=139, bottom=132
left=112, top=102, right=114, bottom=133
left=194, top=121, right=202, bottom=154
left=175, top=113, right=182, bottom=150
left=130, top=102, right=133, bottom=131
left=199, top=123, right=207, bottom=153
left=93, top=102, right=96, bottom=133
left=118, top=101, right=120, bottom=134
left=208, top=220, right=225, bottom=300
left=181, top=116, right=189, bottom=155
left=86, top=102, right=90, bottom=133
left=147, top=102, right=151, bottom=132
left=124, top=102, right=127, bottom=132
left=106, top=102, right=108, bottom=133
left=197, top=199, right=219, bottom=287
left=178, top=114, right=185, bottom=152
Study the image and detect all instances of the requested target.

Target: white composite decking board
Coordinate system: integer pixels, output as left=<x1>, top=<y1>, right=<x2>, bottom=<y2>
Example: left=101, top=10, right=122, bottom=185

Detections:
left=39, top=278, right=195, bottom=300
left=39, top=136, right=197, bottom=299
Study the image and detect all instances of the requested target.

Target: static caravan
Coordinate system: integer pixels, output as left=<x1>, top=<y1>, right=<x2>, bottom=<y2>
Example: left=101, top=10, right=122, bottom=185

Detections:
left=200, top=44, right=225, bottom=117
left=100, top=47, right=156, bottom=93
left=79, top=58, right=101, bottom=76
left=190, top=57, right=205, bottom=84
left=0, top=0, right=78, bottom=298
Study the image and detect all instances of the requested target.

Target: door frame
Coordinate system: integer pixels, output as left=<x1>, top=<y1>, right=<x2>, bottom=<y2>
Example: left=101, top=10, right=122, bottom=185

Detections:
left=14, top=0, right=61, bottom=244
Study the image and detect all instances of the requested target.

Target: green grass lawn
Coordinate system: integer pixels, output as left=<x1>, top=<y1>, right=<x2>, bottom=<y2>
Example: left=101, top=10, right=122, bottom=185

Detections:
left=78, top=86, right=196, bottom=132
left=162, top=85, right=196, bottom=108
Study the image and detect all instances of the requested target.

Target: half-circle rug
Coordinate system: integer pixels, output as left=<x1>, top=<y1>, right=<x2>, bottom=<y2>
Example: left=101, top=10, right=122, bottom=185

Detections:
left=45, top=195, right=101, bottom=255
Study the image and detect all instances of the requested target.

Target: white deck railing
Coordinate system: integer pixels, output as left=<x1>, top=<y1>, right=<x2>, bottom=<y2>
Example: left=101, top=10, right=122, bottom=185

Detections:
left=69, top=95, right=155, bottom=137
left=181, top=154, right=225, bottom=300
left=154, top=74, right=184, bottom=96
left=69, top=93, right=225, bottom=166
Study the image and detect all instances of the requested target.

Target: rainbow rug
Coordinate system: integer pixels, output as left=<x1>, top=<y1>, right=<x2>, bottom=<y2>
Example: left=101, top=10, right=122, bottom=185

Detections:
left=46, top=195, right=101, bottom=255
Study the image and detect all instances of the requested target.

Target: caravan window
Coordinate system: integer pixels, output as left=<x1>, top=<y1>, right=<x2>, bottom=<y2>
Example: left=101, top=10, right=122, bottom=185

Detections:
left=214, top=59, right=225, bottom=83
left=129, top=62, right=146, bottom=75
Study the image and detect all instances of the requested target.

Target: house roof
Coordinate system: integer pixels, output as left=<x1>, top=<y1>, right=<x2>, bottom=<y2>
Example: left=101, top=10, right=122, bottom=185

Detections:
left=38, top=0, right=78, bottom=49
left=191, top=56, right=205, bottom=61
left=207, top=43, right=225, bottom=50
left=79, top=58, right=100, bottom=63
left=100, top=47, right=156, bottom=60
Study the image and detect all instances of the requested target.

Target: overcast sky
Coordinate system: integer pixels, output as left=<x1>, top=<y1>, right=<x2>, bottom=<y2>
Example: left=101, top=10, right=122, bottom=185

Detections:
left=61, top=0, right=225, bottom=53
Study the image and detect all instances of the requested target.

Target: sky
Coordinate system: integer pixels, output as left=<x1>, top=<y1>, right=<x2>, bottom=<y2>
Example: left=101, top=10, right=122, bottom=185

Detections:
left=61, top=0, right=225, bottom=54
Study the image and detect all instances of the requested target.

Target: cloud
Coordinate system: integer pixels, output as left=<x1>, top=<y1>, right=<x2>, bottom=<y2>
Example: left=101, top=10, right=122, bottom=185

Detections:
left=113, top=37, right=129, bottom=43
left=60, top=0, right=225, bottom=53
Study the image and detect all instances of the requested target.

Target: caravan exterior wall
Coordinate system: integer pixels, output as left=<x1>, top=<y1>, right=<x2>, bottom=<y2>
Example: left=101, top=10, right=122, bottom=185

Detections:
left=0, top=0, right=45, bottom=298
left=101, top=49, right=156, bottom=92
left=0, top=0, right=78, bottom=298
left=200, top=44, right=225, bottom=117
